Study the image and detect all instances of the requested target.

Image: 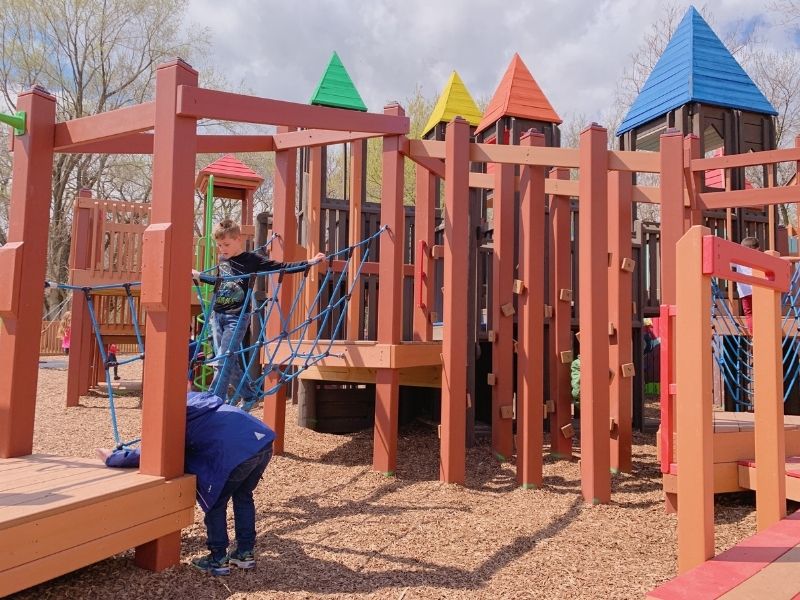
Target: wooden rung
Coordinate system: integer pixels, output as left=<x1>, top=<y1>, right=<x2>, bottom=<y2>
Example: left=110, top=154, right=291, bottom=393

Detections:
left=620, top=257, right=636, bottom=272
left=559, top=288, right=573, bottom=302
left=621, top=363, right=636, bottom=378
left=501, top=302, right=515, bottom=317
left=487, top=373, right=496, bottom=386
left=560, top=350, right=573, bottom=364
left=608, top=322, right=616, bottom=336
left=499, top=405, right=514, bottom=419
left=544, top=304, right=554, bottom=319
left=431, top=244, right=444, bottom=259
left=561, top=423, right=574, bottom=438
left=487, top=330, right=496, bottom=342
left=512, top=279, right=525, bottom=294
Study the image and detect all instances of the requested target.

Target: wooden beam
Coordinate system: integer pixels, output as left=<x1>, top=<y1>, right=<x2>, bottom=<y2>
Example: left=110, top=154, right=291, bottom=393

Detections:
left=346, top=140, right=365, bottom=341
left=413, top=162, right=436, bottom=341
left=691, top=146, right=800, bottom=172
left=400, top=136, right=446, bottom=178
left=56, top=133, right=276, bottom=155
left=272, top=128, right=378, bottom=151
left=471, top=143, right=580, bottom=168
left=699, top=184, right=800, bottom=210
left=53, top=102, right=155, bottom=151
left=607, top=150, right=660, bottom=173
left=177, top=86, right=409, bottom=134
left=299, top=365, right=441, bottom=387
left=266, top=340, right=442, bottom=369
left=631, top=186, right=660, bottom=204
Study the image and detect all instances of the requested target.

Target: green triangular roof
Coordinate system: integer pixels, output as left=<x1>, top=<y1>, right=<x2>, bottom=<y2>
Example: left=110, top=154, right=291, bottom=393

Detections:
left=309, top=51, right=367, bottom=112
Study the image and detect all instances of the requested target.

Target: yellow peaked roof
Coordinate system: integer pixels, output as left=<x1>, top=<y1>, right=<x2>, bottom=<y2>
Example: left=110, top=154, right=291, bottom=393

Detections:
left=422, top=71, right=482, bottom=137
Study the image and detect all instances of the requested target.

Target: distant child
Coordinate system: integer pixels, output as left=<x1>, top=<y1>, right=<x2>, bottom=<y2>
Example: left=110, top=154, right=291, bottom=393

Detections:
left=59, top=311, right=72, bottom=355
left=98, top=392, right=275, bottom=575
left=192, top=219, right=325, bottom=411
left=107, top=343, right=120, bottom=380
left=736, top=237, right=761, bottom=333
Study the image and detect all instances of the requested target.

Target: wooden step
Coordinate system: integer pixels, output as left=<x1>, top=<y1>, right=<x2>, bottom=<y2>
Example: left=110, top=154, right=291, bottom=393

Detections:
left=738, top=456, right=800, bottom=501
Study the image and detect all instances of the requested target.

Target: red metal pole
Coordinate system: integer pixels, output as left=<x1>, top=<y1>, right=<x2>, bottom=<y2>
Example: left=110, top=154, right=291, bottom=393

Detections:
left=548, top=167, right=573, bottom=459
left=491, top=161, right=515, bottom=462
left=578, top=124, right=611, bottom=504
left=136, top=59, right=198, bottom=571
left=264, top=126, right=298, bottom=455
left=608, top=170, right=633, bottom=474
left=0, top=86, right=56, bottom=458
left=440, top=116, right=470, bottom=484
left=373, top=103, right=405, bottom=475
left=517, top=130, right=546, bottom=487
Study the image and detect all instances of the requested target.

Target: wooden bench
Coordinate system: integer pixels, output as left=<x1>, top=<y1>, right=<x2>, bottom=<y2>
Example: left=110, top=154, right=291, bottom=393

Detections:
left=0, top=454, right=195, bottom=597
left=648, top=510, right=800, bottom=599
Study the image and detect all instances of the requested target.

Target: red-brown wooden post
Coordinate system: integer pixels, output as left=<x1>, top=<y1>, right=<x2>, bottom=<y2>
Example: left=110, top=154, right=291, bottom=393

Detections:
left=264, top=126, right=298, bottom=455
left=373, top=102, right=405, bottom=475
left=346, top=140, right=365, bottom=341
left=752, top=251, right=786, bottom=531
left=608, top=171, right=633, bottom=474
left=66, top=189, right=94, bottom=407
left=413, top=163, right=436, bottom=342
left=683, top=134, right=704, bottom=228
left=549, top=167, right=573, bottom=459
left=578, top=124, right=611, bottom=504
left=491, top=161, right=515, bottom=461
left=304, top=145, right=323, bottom=338
left=517, top=131, right=546, bottom=487
left=440, top=116, right=470, bottom=484
left=136, top=59, right=198, bottom=571
left=0, top=86, right=56, bottom=458
left=676, top=226, right=713, bottom=573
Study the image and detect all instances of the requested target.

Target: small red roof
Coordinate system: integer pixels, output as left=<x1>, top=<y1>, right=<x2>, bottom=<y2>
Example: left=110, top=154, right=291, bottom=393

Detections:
left=476, top=53, right=561, bottom=134
left=704, top=148, right=753, bottom=190
left=196, top=154, right=264, bottom=192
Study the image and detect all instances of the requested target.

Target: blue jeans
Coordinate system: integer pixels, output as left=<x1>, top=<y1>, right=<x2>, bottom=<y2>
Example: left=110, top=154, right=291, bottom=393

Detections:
left=211, top=311, right=258, bottom=403
left=205, top=444, right=273, bottom=560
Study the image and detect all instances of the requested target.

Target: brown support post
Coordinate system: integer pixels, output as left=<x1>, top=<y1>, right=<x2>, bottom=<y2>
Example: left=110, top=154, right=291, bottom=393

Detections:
left=264, top=126, right=298, bottom=455
left=549, top=167, right=573, bottom=459
left=608, top=171, right=633, bottom=474
left=373, top=103, right=405, bottom=475
left=491, top=162, right=515, bottom=461
left=660, top=130, right=686, bottom=512
left=676, top=226, right=713, bottom=574
left=517, top=131, right=546, bottom=487
left=135, top=59, right=198, bottom=571
left=752, top=252, right=787, bottom=531
left=683, top=134, right=703, bottom=228
left=413, top=163, right=436, bottom=342
left=304, top=145, right=323, bottom=338
left=440, top=117, right=470, bottom=484
left=66, top=189, right=94, bottom=407
left=578, top=124, right=611, bottom=504
left=0, top=86, right=56, bottom=458
left=346, top=140, right=365, bottom=341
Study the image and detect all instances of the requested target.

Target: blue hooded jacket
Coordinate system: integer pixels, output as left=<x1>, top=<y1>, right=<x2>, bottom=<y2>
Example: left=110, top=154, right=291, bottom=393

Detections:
left=106, top=392, right=275, bottom=511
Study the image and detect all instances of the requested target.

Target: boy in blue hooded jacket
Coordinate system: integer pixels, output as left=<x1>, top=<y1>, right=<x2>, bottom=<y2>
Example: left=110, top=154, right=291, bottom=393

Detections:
left=98, top=391, right=275, bottom=575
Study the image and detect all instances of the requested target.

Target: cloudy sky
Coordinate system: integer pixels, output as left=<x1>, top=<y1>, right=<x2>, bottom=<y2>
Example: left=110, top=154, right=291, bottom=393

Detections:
left=185, top=0, right=793, bottom=126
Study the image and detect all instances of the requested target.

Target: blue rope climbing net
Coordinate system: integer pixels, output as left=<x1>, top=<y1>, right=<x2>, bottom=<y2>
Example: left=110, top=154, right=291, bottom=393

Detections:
left=711, top=263, right=800, bottom=409
left=47, top=226, right=386, bottom=448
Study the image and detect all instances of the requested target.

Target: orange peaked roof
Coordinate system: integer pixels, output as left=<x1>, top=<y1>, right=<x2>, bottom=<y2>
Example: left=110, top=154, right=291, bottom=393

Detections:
left=475, top=53, right=561, bottom=134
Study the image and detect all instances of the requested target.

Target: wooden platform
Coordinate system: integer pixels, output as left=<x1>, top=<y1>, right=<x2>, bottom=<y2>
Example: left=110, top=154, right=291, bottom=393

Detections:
left=0, top=455, right=195, bottom=597
left=266, top=340, right=442, bottom=369
left=648, top=510, right=800, bottom=600
left=738, top=456, right=800, bottom=501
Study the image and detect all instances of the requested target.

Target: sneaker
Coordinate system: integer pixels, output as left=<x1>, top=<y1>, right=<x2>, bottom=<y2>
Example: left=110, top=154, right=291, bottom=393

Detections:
left=241, top=399, right=258, bottom=413
left=228, top=549, right=255, bottom=569
left=191, top=553, right=230, bottom=576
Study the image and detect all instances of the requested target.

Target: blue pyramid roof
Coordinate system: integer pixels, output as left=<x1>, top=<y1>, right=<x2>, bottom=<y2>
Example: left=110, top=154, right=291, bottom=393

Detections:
left=617, top=7, right=777, bottom=136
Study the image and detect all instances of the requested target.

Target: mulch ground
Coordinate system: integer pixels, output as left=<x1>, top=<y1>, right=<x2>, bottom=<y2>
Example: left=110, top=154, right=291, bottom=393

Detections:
left=10, top=357, right=760, bottom=600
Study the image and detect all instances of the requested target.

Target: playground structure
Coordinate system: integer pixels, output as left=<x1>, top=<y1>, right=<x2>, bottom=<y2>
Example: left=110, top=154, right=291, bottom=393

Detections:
left=4, top=5, right=800, bottom=596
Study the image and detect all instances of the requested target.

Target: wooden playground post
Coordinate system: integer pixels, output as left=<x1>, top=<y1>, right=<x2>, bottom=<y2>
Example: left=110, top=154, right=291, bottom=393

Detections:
left=683, top=134, right=704, bottom=228
left=491, top=161, right=515, bottom=462
left=676, top=226, right=714, bottom=573
left=549, top=167, right=573, bottom=459
left=264, top=126, right=299, bottom=455
left=136, top=59, right=198, bottom=571
left=608, top=170, right=633, bottom=474
left=66, top=189, right=95, bottom=408
left=373, top=102, right=405, bottom=475
left=0, top=86, right=56, bottom=458
left=517, top=130, right=546, bottom=487
left=752, top=251, right=787, bottom=531
left=346, top=139, right=365, bottom=341
left=440, top=116, right=470, bottom=484
left=578, top=124, right=611, bottom=504
left=413, top=162, right=436, bottom=342
left=304, top=145, right=323, bottom=338
left=659, top=130, right=686, bottom=306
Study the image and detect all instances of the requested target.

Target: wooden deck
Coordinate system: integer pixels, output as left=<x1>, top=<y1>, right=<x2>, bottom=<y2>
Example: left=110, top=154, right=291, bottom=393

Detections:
left=0, top=455, right=195, bottom=597
left=265, top=340, right=443, bottom=370
left=648, top=510, right=800, bottom=600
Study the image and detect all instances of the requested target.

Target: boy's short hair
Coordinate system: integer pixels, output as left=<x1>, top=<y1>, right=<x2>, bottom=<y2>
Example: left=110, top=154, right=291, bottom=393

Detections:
left=214, top=219, right=241, bottom=240
left=741, top=236, right=760, bottom=250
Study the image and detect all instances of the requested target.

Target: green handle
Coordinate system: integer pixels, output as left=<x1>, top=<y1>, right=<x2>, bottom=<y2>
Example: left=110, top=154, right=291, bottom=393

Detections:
left=0, top=111, right=26, bottom=136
